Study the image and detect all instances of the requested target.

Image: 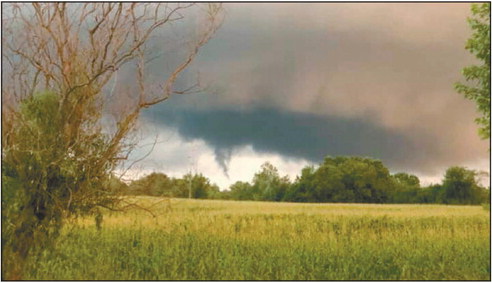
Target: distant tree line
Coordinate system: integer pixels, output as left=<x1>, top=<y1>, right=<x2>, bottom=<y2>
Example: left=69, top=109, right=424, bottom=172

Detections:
left=118, top=172, right=222, bottom=199
left=116, top=156, right=490, bottom=205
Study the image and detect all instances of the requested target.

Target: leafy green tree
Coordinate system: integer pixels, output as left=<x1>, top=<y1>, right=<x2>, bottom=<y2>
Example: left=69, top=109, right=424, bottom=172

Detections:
left=276, top=176, right=292, bottom=201
left=128, top=172, right=219, bottom=199
left=206, top=184, right=224, bottom=199
left=229, top=181, right=255, bottom=200
left=392, top=173, right=420, bottom=188
left=185, top=173, right=216, bottom=199
left=319, top=157, right=393, bottom=203
left=2, top=92, right=116, bottom=278
left=441, top=166, right=487, bottom=204
left=128, top=173, right=173, bottom=196
left=252, top=162, right=290, bottom=201
left=417, top=184, right=445, bottom=204
left=285, top=157, right=394, bottom=203
left=170, top=178, right=191, bottom=198
left=389, top=173, right=421, bottom=203
left=311, top=162, right=345, bottom=202
left=455, top=3, right=491, bottom=140
left=283, top=166, right=317, bottom=202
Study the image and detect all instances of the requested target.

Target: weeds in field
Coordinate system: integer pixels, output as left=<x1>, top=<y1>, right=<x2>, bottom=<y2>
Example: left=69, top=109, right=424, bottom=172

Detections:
left=22, top=198, right=490, bottom=280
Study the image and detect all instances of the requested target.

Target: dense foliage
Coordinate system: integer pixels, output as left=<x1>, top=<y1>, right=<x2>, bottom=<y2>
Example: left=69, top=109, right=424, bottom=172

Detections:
left=125, top=172, right=220, bottom=199
left=455, top=3, right=491, bottom=140
left=2, top=92, right=119, bottom=278
left=125, top=157, right=489, bottom=205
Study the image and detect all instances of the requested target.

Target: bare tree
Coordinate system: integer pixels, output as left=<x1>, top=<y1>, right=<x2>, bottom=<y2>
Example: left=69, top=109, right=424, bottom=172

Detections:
left=1, top=3, right=223, bottom=279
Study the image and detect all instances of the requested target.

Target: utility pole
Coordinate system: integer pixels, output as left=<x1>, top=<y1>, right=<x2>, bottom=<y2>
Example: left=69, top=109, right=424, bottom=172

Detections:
left=188, top=170, right=192, bottom=199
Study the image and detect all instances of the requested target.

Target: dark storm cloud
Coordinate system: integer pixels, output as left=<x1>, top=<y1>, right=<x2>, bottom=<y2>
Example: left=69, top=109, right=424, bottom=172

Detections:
left=144, top=104, right=424, bottom=172
left=139, top=3, right=489, bottom=177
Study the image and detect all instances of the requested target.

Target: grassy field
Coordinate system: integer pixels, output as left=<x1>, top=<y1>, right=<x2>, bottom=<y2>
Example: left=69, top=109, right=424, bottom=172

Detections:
left=24, top=197, right=490, bottom=280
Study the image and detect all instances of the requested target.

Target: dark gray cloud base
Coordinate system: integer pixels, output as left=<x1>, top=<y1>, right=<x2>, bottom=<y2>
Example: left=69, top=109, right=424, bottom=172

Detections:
left=144, top=105, right=424, bottom=174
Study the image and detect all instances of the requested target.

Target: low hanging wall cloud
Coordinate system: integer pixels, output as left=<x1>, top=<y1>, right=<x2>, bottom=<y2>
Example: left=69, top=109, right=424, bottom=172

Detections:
left=144, top=104, right=445, bottom=175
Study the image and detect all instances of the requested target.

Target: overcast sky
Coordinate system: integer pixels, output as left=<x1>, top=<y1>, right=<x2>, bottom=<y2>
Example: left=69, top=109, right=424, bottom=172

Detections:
left=120, top=3, right=490, bottom=189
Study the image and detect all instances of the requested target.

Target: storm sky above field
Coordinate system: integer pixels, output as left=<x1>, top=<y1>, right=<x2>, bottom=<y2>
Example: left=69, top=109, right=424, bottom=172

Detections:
left=123, top=3, right=490, bottom=188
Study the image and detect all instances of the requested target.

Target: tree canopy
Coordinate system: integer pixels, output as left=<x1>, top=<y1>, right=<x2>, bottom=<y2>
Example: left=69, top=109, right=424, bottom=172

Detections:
left=123, top=157, right=489, bottom=206
left=455, top=3, right=491, bottom=140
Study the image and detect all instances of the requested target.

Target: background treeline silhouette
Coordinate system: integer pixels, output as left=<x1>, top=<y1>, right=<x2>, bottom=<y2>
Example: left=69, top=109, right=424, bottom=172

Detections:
left=117, top=156, right=490, bottom=205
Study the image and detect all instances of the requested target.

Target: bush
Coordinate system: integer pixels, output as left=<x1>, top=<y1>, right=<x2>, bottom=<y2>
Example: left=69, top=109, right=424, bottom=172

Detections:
left=2, top=92, right=119, bottom=279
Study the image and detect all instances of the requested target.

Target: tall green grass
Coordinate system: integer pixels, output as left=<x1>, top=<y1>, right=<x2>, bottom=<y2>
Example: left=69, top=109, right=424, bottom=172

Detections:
left=22, top=198, right=490, bottom=280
